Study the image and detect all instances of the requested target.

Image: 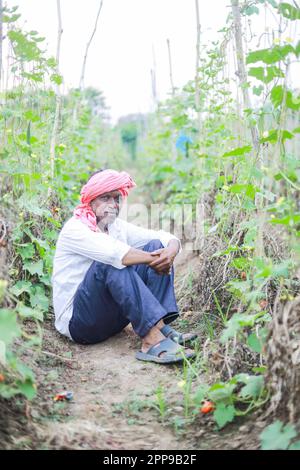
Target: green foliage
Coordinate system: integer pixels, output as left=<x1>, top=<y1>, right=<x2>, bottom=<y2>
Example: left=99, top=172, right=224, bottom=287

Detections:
left=278, top=3, right=300, bottom=21
left=260, top=421, right=299, bottom=450
left=246, top=45, right=296, bottom=65
left=136, top=0, right=300, bottom=434
left=0, top=309, right=21, bottom=346
left=1, top=0, right=299, bottom=435
left=248, top=66, right=284, bottom=84
left=213, top=403, right=235, bottom=428
left=0, top=9, right=126, bottom=403
left=222, top=145, right=252, bottom=157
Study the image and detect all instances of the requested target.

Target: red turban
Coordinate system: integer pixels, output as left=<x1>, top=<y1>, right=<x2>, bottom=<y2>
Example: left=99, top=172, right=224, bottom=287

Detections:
left=74, top=169, right=136, bottom=231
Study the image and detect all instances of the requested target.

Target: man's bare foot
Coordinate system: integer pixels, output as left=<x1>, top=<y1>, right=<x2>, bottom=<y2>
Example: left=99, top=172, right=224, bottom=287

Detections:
left=141, top=325, right=166, bottom=353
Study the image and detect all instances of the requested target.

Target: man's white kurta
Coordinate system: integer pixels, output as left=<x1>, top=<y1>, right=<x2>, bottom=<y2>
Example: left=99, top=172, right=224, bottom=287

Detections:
left=52, top=216, right=181, bottom=339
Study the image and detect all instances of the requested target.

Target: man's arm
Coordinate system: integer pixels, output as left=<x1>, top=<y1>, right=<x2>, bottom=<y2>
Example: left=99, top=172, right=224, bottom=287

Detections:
left=147, top=239, right=180, bottom=274
left=121, top=247, right=159, bottom=266
left=122, top=239, right=180, bottom=275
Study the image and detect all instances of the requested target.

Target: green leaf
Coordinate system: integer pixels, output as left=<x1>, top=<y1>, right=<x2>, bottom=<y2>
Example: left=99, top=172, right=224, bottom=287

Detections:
left=230, top=257, right=249, bottom=270
left=221, top=312, right=267, bottom=343
left=246, top=45, right=295, bottom=65
left=208, top=382, right=236, bottom=402
left=260, top=421, right=297, bottom=450
left=8, top=30, right=42, bottom=62
left=50, top=73, right=63, bottom=85
left=271, top=85, right=300, bottom=110
left=253, top=85, right=264, bottom=96
left=46, top=57, right=57, bottom=67
left=239, top=375, right=264, bottom=399
left=271, top=85, right=284, bottom=107
left=17, top=243, right=35, bottom=261
left=289, top=441, right=300, bottom=450
left=21, top=71, right=44, bottom=83
left=2, top=13, right=21, bottom=23
left=15, top=359, right=35, bottom=381
left=270, top=214, right=300, bottom=226
left=10, top=280, right=33, bottom=297
left=0, top=383, right=19, bottom=399
left=286, top=91, right=300, bottom=110
left=15, top=378, right=36, bottom=400
left=260, top=129, right=294, bottom=143
left=249, top=66, right=284, bottom=84
left=222, top=145, right=252, bottom=157
left=17, top=195, right=51, bottom=217
left=229, top=184, right=258, bottom=199
left=244, top=5, right=259, bottom=15
left=278, top=3, right=300, bottom=20
left=213, top=403, right=235, bottom=429
left=193, top=384, right=210, bottom=406
left=247, top=332, right=263, bottom=353
left=29, top=285, right=49, bottom=313
left=17, top=303, right=44, bottom=321
left=23, top=260, right=44, bottom=276
left=23, top=110, right=40, bottom=122
left=0, top=309, right=21, bottom=346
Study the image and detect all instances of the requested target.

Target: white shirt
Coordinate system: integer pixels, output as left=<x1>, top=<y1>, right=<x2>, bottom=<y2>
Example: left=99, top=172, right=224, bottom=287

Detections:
left=52, top=216, right=181, bottom=339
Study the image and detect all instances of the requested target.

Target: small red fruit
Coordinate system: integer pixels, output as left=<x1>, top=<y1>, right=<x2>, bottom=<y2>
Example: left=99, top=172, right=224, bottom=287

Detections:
left=200, top=400, right=215, bottom=414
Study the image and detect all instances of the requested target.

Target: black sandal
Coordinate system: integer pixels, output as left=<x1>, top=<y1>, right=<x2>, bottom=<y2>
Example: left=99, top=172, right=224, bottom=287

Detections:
left=160, top=324, right=198, bottom=345
left=135, top=338, right=195, bottom=364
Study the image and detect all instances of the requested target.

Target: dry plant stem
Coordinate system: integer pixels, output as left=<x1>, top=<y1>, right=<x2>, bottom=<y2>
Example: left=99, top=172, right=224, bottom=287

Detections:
left=49, top=0, right=63, bottom=196
left=266, top=285, right=300, bottom=423
left=79, top=0, right=104, bottom=89
left=230, top=0, right=259, bottom=151
left=0, top=0, right=3, bottom=86
left=72, top=0, right=104, bottom=126
left=40, top=350, right=77, bottom=363
left=194, top=0, right=201, bottom=138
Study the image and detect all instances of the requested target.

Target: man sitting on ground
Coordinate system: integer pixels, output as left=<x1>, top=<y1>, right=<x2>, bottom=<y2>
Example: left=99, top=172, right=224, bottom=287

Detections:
left=52, top=169, right=197, bottom=364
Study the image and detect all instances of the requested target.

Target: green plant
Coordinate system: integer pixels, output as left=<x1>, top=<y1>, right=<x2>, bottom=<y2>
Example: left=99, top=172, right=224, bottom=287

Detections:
left=260, top=421, right=300, bottom=450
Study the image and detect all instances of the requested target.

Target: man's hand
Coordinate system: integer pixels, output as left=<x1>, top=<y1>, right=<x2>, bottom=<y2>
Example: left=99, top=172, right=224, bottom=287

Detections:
left=148, top=240, right=180, bottom=275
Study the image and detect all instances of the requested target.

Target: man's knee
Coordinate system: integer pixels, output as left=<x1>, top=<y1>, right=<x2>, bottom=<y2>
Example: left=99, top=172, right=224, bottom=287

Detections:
left=93, top=260, right=130, bottom=281
left=143, top=239, right=164, bottom=251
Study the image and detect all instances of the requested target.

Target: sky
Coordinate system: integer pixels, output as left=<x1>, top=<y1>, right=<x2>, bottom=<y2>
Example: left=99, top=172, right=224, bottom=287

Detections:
left=6, top=0, right=230, bottom=121
left=4, top=0, right=300, bottom=122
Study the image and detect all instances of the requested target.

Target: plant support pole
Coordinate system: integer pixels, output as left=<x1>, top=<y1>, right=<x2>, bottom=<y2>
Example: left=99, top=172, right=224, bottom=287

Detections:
left=0, top=0, right=3, bottom=87
left=79, top=0, right=104, bottom=89
left=231, top=0, right=259, bottom=151
left=167, top=38, right=175, bottom=97
left=49, top=0, right=63, bottom=193
left=194, top=0, right=201, bottom=138
left=166, top=38, right=177, bottom=162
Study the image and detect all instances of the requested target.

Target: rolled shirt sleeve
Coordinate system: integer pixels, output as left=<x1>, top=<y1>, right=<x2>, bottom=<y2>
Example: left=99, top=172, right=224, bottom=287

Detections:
left=118, top=219, right=182, bottom=254
left=59, top=219, right=132, bottom=269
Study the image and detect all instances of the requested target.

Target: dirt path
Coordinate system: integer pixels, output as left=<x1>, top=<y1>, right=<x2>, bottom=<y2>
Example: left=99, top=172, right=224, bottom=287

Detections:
left=30, top=247, right=259, bottom=451
left=32, top=250, right=201, bottom=450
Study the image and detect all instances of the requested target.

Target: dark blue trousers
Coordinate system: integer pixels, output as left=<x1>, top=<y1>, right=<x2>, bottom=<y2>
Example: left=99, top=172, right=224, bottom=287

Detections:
left=69, top=239, right=179, bottom=344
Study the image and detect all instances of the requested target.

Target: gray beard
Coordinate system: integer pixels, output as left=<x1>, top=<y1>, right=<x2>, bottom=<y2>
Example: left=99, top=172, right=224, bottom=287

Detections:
left=97, top=215, right=117, bottom=233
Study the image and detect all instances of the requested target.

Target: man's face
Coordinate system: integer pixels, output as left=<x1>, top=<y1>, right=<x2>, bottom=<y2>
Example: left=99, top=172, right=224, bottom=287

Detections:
left=90, top=190, right=121, bottom=227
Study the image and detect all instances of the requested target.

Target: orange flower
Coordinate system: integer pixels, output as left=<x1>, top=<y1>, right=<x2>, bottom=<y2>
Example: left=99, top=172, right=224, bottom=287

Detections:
left=0, top=373, right=5, bottom=382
